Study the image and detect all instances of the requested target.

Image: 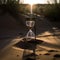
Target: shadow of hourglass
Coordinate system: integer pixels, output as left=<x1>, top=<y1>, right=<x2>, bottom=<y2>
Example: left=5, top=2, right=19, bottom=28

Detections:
left=14, top=38, right=43, bottom=60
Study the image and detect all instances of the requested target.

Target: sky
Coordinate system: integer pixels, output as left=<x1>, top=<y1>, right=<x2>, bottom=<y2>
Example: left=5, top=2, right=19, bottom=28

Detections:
left=23, top=0, right=59, bottom=4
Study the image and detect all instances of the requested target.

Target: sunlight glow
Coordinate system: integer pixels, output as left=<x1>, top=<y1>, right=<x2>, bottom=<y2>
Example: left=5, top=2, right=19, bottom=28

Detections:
left=24, top=0, right=47, bottom=14
left=24, top=0, right=47, bottom=4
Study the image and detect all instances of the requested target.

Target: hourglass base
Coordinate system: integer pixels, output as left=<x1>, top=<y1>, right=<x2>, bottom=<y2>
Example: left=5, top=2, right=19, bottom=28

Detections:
left=22, top=38, right=43, bottom=45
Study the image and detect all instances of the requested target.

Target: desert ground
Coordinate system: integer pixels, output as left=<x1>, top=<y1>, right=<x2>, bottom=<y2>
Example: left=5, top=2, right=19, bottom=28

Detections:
left=0, top=13, right=60, bottom=60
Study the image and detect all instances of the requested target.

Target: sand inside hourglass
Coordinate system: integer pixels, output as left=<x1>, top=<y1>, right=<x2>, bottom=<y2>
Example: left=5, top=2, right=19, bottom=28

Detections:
left=26, top=29, right=35, bottom=41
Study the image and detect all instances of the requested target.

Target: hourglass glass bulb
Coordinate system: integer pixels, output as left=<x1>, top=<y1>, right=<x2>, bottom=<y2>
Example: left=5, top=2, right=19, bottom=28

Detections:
left=26, top=21, right=35, bottom=28
left=26, top=29, right=35, bottom=41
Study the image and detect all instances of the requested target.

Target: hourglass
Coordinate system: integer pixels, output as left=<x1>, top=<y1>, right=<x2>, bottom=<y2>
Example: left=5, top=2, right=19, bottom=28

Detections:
left=26, top=20, right=35, bottom=41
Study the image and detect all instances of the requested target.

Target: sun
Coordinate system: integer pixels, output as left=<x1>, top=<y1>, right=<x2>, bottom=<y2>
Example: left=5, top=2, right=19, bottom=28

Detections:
left=24, top=0, right=47, bottom=4
left=24, top=0, right=38, bottom=5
